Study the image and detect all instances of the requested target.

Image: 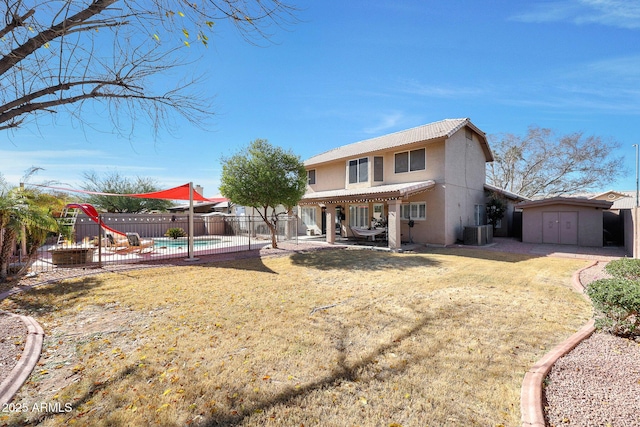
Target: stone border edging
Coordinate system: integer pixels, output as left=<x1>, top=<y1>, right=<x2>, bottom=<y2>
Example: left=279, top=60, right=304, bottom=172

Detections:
left=520, top=261, right=598, bottom=427
left=0, top=311, right=45, bottom=406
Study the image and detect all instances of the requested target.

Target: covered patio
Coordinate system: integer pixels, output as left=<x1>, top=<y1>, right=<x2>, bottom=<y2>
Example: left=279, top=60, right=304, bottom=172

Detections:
left=299, top=180, right=435, bottom=251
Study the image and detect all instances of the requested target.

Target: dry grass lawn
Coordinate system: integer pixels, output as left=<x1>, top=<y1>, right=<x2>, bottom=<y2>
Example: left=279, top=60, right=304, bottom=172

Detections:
left=0, top=247, right=591, bottom=427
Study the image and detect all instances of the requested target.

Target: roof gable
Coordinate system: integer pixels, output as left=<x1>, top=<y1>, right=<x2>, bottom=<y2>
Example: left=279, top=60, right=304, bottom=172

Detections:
left=305, top=118, right=493, bottom=166
left=589, top=190, right=629, bottom=202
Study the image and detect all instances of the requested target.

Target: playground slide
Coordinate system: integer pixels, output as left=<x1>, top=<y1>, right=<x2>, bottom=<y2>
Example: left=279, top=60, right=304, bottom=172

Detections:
left=66, top=203, right=127, bottom=237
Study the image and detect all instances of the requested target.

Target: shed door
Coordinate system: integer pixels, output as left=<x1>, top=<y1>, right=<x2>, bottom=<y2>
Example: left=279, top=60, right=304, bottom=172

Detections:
left=543, top=212, right=560, bottom=244
left=542, top=211, right=578, bottom=245
left=559, top=211, right=578, bottom=245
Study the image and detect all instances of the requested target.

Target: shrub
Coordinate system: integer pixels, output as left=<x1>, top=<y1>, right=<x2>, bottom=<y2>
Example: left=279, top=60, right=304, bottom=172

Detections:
left=164, top=227, right=186, bottom=239
left=586, top=278, right=640, bottom=337
left=605, top=258, right=640, bottom=281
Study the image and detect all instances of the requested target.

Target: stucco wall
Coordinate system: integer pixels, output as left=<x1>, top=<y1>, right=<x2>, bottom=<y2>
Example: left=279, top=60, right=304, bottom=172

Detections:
left=442, top=130, right=488, bottom=245
left=307, top=162, right=345, bottom=192
left=623, top=208, right=639, bottom=258
left=305, top=139, right=447, bottom=194
left=522, top=203, right=605, bottom=247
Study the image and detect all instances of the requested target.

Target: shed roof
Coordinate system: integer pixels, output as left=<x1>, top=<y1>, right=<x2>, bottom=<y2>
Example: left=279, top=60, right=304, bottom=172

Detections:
left=304, top=118, right=493, bottom=166
left=517, top=197, right=613, bottom=210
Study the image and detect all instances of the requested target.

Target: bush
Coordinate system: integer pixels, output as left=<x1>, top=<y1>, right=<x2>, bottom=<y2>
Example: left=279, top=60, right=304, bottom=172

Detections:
left=164, top=227, right=186, bottom=239
left=586, top=278, right=640, bottom=337
left=605, top=258, right=640, bottom=281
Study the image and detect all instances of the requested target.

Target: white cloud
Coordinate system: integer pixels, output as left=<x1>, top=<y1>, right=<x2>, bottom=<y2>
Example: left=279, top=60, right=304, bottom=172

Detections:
left=511, top=0, right=640, bottom=29
left=363, top=112, right=406, bottom=134
left=399, top=80, right=486, bottom=98
left=0, top=149, right=172, bottom=188
left=584, top=55, right=640, bottom=80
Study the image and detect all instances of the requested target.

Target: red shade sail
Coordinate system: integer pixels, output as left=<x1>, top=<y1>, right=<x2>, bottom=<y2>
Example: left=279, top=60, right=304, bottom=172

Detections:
left=30, top=183, right=228, bottom=203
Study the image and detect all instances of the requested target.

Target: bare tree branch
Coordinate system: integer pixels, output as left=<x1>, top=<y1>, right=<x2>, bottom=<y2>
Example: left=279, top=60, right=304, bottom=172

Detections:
left=0, top=0, right=299, bottom=139
left=487, top=126, right=626, bottom=199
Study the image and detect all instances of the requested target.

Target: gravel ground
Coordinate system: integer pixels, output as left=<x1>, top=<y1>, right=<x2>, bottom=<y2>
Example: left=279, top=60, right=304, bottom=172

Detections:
left=0, top=312, right=26, bottom=386
left=544, top=261, right=640, bottom=427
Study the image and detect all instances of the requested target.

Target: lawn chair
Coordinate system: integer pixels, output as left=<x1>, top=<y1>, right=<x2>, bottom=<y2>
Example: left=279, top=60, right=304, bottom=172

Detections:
left=105, top=233, right=130, bottom=252
left=123, top=232, right=155, bottom=253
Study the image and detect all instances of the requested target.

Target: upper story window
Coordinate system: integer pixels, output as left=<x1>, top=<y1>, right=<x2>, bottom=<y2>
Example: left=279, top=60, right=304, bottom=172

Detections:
left=348, top=157, right=368, bottom=183
left=395, top=148, right=426, bottom=174
left=307, top=169, right=316, bottom=185
left=374, top=156, right=383, bottom=182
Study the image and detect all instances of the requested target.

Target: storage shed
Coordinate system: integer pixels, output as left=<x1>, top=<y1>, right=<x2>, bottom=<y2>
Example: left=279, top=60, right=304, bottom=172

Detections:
left=518, top=197, right=613, bottom=247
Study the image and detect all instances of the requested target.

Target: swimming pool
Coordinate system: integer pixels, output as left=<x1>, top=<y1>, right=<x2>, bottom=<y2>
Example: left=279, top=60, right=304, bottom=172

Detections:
left=154, top=237, right=223, bottom=248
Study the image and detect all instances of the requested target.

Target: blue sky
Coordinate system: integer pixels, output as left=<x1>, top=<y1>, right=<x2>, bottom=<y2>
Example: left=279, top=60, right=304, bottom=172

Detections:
left=2, top=0, right=640, bottom=197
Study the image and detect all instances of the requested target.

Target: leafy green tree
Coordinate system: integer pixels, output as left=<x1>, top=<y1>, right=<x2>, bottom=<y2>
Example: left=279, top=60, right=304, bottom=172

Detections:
left=487, top=126, right=625, bottom=198
left=81, top=171, right=174, bottom=213
left=0, top=174, right=66, bottom=282
left=485, top=192, right=507, bottom=230
left=220, top=139, right=306, bottom=248
left=1, top=1, right=297, bottom=136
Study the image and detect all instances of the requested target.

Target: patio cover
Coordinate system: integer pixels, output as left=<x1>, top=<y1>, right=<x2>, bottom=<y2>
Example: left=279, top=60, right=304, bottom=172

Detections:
left=299, top=180, right=436, bottom=205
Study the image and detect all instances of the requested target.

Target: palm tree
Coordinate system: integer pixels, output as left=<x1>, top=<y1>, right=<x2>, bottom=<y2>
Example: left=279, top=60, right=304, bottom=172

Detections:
left=0, top=177, right=66, bottom=282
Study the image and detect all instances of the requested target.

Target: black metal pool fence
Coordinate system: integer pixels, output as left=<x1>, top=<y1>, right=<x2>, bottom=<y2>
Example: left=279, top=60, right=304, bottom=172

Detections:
left=23, top=214, right=300, bottom=273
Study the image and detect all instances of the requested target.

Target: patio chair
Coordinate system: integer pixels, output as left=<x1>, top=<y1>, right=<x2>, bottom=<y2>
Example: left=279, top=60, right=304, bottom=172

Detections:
left=123, top=232, right=155, bottom=253
left=105, top=233, right=130, bottom=252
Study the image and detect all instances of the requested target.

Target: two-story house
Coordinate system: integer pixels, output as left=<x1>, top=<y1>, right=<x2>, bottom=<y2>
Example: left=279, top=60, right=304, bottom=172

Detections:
left=298, top=118, right=494, bottom=250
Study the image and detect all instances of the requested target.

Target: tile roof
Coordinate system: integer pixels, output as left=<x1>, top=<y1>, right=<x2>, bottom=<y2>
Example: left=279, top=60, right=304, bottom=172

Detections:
left=299, top=180, right=436, bottom=204
left=304, top=118, right=492, bottom=166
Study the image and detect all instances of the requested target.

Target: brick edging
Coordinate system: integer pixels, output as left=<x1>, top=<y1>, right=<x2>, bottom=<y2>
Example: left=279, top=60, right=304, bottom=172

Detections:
left=520, top=261, right=598, bottom=427
left=0, top=312, right=45, bottom=406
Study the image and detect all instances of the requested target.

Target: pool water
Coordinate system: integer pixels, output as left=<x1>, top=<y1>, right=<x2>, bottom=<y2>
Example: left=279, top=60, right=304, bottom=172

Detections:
left=154, top=237, right=222, bottom=248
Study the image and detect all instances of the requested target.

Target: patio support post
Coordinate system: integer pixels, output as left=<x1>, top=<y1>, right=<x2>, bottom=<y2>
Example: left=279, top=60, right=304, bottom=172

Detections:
left=185, top=182, right=199, bottom=262
left=325, top=204, right=336, bottom=245
left=387, top=199, right=402, bottom=251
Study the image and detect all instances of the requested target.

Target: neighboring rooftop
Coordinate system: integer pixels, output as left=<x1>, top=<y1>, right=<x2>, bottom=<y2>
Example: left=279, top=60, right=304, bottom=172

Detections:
left=484, top=183, right=530, bottom=202
left=304, top=118, right=493, bottom=166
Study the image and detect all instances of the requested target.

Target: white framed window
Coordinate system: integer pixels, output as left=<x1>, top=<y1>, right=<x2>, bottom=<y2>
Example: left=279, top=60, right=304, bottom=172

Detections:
left=349, top=204, right=369, bottom=227
left=307, top=169, right=316, bottom=185
left=301, top=207, right=317, bottom=227
left=401, top=202, right=426, bottom=220
left=348, top=157, right=368, bottom=183
left=395, top=148, right=426, bottom=174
